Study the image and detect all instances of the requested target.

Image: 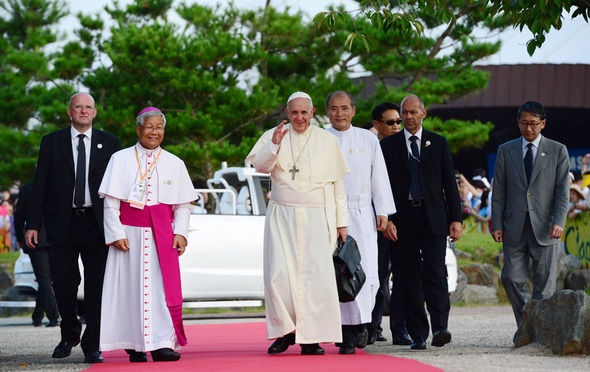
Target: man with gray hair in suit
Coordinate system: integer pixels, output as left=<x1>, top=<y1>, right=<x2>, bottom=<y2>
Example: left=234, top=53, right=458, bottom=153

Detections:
left=491, top=101, right=569, bottom=330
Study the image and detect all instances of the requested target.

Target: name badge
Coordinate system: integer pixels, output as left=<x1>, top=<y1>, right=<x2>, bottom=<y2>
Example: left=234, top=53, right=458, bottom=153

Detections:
left=127, top=183, right=146, bottom=209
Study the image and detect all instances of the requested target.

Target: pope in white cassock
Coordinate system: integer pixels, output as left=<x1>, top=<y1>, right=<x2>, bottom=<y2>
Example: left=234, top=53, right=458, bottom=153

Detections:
left=325, top=92, right=397, bottom=355
left=98, top=107, right=197, bottom=363
left=246, top=92, right=350, bottom=356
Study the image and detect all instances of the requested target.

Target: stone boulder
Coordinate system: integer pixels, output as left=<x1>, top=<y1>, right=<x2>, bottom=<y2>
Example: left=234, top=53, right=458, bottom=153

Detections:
left=454, top=249, right=473, bottom=261
left=514, top=290, right=590, bottom=355
left=450, top=269, right=468, bottom=303
left=564, top=269, right=590, bottom=291
left=0, top=271, right=14, bottom=293
left=452, top=264, right=500, bottom=304
left=563, top=255, right=583, bottom=270
left=462, top=285, right=499, bottom=304
left=460, top=264, right=499, bottom=287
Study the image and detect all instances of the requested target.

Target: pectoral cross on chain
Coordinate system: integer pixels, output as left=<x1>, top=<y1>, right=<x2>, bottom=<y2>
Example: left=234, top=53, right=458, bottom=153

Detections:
left=289, top=164, right=300, bottom=180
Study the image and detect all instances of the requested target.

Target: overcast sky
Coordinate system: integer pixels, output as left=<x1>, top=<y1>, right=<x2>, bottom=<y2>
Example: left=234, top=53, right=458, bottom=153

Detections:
left=61, top=0, right=590, bottom=65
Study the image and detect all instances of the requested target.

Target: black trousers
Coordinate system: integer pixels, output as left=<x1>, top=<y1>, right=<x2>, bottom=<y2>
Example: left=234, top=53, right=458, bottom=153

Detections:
left=29, top=246, right=59, bottom=323
left=369, top=232, right=407, bottom=337
left=395, top=203, right=449, bottom=342
left=49, top=209, right=108, bottom=353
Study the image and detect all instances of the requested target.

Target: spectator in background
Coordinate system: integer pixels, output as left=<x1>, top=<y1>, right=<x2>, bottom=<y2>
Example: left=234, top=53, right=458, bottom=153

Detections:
left=582, top=153, right=590, bottom=195
left=469, top=188, right=492, bottom=234
left=0, top=199, right=12, bottom=253
left=362, top=121, right=378, bottom=136
left=568, top=184, right=587, bottom=218
left=458, top=174, right=486, bottom=211
left=14, top=183, right=60, bottom=327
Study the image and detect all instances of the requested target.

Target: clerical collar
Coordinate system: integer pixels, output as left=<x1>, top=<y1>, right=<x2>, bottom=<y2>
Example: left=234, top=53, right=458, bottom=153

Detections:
left=330, top=125, right=352, bottom=136
left=135, top=142, right=161, bottom=157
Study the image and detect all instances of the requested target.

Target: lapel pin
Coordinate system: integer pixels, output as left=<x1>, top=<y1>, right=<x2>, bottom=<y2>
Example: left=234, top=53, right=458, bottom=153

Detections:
left=425, top=141, right=431, bottom=147
left=97, top=143, right=103, bottom=149
left=541, top=152, right=545, bottom=157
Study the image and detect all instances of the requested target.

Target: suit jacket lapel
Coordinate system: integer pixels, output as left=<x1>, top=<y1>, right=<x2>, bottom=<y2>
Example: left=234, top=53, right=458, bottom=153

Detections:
left=420, top=131, right=432, bottom=163
left=58, top=128, right=75, bottom=176
left=89, top=128, right=100, bottom=174
left=530, top=136, right=547, bottom=184
left=507, top=139, right=527, bottom=186
left=394, top=133, right=410, bottom=171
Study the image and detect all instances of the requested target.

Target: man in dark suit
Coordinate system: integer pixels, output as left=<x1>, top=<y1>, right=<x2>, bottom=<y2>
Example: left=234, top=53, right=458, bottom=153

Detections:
left=491, top=101, right=569, bottom=329
left=25, top=92, right=120, bottom=363
left=380, top=95, right=462, bottom=350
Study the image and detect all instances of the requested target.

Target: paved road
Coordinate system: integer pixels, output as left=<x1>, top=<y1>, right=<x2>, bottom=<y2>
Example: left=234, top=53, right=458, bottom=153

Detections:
left=0, top=306, right=587, bottom=371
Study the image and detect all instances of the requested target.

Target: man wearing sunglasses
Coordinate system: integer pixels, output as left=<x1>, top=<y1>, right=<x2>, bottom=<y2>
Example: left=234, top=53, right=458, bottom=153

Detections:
left=368, top=102, right=412, bottom=347
left=372, top=103, right=402, bottom=140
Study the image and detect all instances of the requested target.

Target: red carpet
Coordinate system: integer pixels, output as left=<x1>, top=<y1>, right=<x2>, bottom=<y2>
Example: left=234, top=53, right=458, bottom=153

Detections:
left=87, top=322, right=441, bottom=371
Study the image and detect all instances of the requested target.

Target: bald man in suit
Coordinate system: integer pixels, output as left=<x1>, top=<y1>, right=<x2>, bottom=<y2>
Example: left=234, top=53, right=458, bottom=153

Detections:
left=380, top=95, right=462, bottom=350
left=26, top=93, right=120, bottom=363
left=492, top=101, right=569, bottom=329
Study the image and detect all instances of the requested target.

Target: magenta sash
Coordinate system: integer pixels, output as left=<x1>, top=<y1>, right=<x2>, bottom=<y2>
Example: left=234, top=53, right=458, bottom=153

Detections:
left=120, top=202, right=187, bottom=346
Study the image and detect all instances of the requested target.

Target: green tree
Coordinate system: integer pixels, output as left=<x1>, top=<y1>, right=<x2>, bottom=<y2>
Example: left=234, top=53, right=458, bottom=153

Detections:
left=486, top=0, right=590, bottom=55
left=0, top=0, right=86, bottom=188
left=79, top=0, right=359, bottom=181
left=315, top=0, right=507, bottom=152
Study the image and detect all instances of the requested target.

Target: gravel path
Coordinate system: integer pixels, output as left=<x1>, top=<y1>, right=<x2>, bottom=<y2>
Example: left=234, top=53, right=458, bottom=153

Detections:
left=366, top=305, right=589, bottom=372
left=0, top=306, right=588, bottom=371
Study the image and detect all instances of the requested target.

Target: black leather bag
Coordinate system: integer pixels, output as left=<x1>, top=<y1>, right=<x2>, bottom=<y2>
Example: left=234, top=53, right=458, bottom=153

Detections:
left=333, top=235, right=366, bottom=303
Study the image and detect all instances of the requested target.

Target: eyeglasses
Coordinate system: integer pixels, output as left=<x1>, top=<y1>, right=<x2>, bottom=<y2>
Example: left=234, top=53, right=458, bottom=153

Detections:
left=519, top=121, right=542, bottom=128
left=141, top=126, right=165, bottom=132
left=378, top=119, right=403, bottom=126
left=72, top=105, right=95, bottom=111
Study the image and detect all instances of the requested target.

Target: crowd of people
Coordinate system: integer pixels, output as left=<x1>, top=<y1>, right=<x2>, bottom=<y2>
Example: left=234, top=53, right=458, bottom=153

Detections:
left=4, top=91, right=582, bottom=364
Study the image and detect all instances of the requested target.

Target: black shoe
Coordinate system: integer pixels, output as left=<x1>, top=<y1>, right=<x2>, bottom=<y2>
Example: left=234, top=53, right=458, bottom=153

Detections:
left=268, top=333, right=295, bottom=354
left=367, top=332, right=377, bottom=345
left=151, top=348, right=180, bottom=362
left=432, top=329, right=452, bottom=347
left=84, top=351, right=104, bottom=363
left=410, top=339, right=427, bottom=350
left=33, top=320, right=42, bottom=327
left=355, top=326, right=368, bottom=349
left=300, top=343, right=324, bottom=355
left=51, top=339, right=80, bottom=358
left=376, top=334, right=387, bottom=342
left=392, top=333, right=413, bottom=345
left=338, top=344, right=356, bottom=354
left=125, top=349, right=148, bottom=363
left=46, top=320, right=60, bottom=327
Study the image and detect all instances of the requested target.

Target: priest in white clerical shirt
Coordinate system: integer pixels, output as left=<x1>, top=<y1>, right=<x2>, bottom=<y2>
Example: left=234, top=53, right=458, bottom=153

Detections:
left=325, top=91, right=397, bottom=355
left=246, top=92, right=350, bottom=356
left=98, top=107, right=197, bottom=363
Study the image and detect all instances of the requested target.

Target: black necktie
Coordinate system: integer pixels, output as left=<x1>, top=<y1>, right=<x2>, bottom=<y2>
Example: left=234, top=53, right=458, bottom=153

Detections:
left=524, top=143, right=533, bottom=183
left=74, top=134, right=86, bottom=207
left=409, top=135, right=422, bottom=200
